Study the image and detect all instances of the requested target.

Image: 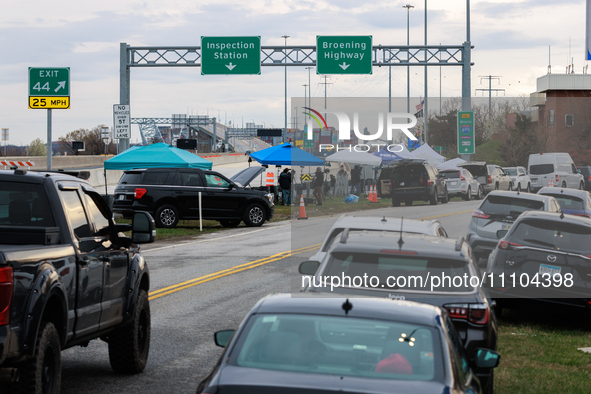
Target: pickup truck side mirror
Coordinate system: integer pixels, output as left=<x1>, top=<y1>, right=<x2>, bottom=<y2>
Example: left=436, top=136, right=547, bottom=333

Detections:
left=132, top=211, right=156, bottom=244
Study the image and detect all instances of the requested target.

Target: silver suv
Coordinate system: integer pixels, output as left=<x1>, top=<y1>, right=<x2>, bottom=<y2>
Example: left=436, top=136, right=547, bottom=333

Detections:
left=459, top=162, right=512, bottom=194
left=503, top=166, right=531, bottom=193
left=439, top=168, right=483, bottom=200
left=467, top=190, right=562, bottom=263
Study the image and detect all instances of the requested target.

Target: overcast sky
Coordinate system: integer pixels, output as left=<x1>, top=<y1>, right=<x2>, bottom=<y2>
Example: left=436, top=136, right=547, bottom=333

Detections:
left=0, top=0, right=587, bottom=146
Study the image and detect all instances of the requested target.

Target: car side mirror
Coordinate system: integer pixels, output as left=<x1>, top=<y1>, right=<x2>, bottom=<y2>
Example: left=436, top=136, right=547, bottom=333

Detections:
left=299, top=260, right=320, bottom=275
left=474, top=348, right=501, bottom=369
left=214, top=330, right=235, bottom=347
left=132, top=211, right=156, bottom=244
left=496, top=229, right=508, bottom=239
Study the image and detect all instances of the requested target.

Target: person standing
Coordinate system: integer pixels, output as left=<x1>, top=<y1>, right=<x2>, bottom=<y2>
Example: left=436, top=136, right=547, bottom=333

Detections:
left=336, top=165, right=348, bottom=196
left=350, top=165, right=361, bottom=196
left=279, top=168, right=292, bottom=206
left=313, top=167, right=324, bottom=206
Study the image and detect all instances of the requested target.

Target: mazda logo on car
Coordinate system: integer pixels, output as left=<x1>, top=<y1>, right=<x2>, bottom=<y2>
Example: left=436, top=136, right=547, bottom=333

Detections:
left=547, top=255, right=557, bottom=263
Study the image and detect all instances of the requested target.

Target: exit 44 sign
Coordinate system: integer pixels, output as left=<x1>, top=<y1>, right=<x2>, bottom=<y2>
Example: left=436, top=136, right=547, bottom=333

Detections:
left=28, top=67, right=70, bottom=109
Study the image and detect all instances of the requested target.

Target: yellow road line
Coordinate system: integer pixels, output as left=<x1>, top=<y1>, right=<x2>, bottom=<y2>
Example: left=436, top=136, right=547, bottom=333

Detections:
left=419, top=209, right=474, bottom=220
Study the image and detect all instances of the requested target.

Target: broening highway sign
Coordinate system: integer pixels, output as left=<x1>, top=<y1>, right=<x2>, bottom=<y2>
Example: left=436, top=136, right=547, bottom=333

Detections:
left=316, top=36, right=372, bottom=75
left=28, top=67, right=70, bottom=109
left=201, top=36, right=261, bottom=75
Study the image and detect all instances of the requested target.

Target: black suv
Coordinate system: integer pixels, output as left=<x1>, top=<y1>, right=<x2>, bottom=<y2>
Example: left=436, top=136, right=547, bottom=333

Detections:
left=381, top=159, right=448, bottom=206
left=113, top=166, right=274, bottom=228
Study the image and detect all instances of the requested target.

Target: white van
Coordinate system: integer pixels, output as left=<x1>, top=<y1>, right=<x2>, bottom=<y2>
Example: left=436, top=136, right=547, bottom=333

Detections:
left=528, top=152, right=584, bottom=191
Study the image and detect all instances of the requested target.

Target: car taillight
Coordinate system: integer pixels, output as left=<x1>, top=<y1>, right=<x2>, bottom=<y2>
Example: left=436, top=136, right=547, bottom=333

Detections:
left=498, top=240, right=521, bottom=250
left=472, top=210, right=490, bottom=219
left=556, top=175, right=560, bottom=182
left=0, top=267, right=13, bottom=326
left=444, top=303, right=490, bottom=325
left=427, top=179, right=432, bottom=186
left=460, top=173, right=466, bottom=181
left=588, top=176, right=591, bottom=181
left=134, top=188, right=147, bottom=199
left=488, top=175, right=492, bottom=184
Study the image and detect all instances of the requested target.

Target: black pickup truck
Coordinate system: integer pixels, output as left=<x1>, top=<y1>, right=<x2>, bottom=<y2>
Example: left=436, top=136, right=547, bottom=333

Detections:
left=0, top=168, right=155, bottom=393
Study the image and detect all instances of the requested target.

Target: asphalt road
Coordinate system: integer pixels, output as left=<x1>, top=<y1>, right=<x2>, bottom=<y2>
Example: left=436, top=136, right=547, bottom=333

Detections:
left=59, top=199, right=480, bottom=393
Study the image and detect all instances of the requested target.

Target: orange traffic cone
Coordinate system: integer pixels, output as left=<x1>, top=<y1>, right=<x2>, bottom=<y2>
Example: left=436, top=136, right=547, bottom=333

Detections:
left=367, top=184, right=373, bottom=202
left=298, top=194, right=308, bottom=220
left=371, top=184, right=378, bottom=203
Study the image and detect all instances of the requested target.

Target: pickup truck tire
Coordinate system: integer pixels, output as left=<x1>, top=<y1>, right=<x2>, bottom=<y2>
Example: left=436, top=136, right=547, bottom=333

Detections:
left=16, top=322, right=61, bottom=394
left=108, top=290, right=150, bottom=374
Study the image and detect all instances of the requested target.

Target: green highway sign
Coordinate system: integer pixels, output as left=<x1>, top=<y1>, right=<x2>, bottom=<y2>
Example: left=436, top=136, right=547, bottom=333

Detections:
left=316, top=36, right=372, bottom=75
left=201, top=36, right=261, bottom=75
left=457, top=111, right=475, bottom=155
left=28, top=67, right=70, bottom=109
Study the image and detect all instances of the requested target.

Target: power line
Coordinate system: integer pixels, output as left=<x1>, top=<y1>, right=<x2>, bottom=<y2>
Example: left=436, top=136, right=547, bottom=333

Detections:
left=476, top=75, right=505, bottom=116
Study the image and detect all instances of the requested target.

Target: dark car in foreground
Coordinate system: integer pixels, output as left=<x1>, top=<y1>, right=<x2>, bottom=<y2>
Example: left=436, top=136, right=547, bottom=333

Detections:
left=386, top=159, right=448, bottom=206
left=467, top=191, right=562, bottom=263
left=113, top=166, right=274, bottom=228
left=299, top=231, right=498, bottom=393
left=197, top=293, right=500, bottom=394
left=537, top=186, right=591, bottom=218
left=486, top=211, right=591, bottom=314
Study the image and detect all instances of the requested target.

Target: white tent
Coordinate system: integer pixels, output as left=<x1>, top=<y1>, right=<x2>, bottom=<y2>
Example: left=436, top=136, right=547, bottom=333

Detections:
left=413, top=144, right=445, bottom=163
left=325, top=150, right=382, bottom=166
left=436, top=157, right=467, bottom=170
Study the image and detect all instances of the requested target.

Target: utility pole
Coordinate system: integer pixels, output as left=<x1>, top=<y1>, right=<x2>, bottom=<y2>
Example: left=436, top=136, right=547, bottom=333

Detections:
left=305, top=67, right=313, bottom=109
left=319, top=76, right=333, bottom=121
left=282, top=35, right=290, bottom=143
left=476, top=75, right=504, bottom=117
left=424, top=0, right=429, bottom=145
left=403, top=4, right=414, bottom=118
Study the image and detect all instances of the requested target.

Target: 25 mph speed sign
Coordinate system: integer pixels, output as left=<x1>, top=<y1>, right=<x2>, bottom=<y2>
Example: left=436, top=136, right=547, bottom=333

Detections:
left=113, top=105, right=131, bottom=139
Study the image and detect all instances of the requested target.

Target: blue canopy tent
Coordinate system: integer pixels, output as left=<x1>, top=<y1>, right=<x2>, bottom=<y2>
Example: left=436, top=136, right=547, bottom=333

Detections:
left=373, top=147, right=420, bottom=164
left=249, top=143, right=325, bottom=166
left=104, top=143, right=213, bottom=170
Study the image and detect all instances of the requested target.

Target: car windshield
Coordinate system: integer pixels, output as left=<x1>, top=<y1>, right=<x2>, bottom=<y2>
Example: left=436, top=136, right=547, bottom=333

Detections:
left=509, top=219, right=591, bottom=254
left=232, top=313, right=442, bottom=381
left=439, top=170, right=460, bottom=179
left=530, top=164, right=554, bottom=175
left=504, top=168, right=517, bottom=176
left=322, top=252, right=473, bottom=292
left=0, top=182, right=55, bottom=227
left=541, top=195, right=585, bottom=211
left=480, top=195, right=545, bottom=217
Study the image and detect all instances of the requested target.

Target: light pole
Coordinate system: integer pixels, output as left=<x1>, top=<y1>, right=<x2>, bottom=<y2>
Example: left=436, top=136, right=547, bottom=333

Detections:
left=282, top=35, right=290, bottom=143
left=403, top=4, right=414, bottom=118
left=305, top=66, right=313, bottom=109
left=303, top=84, right=308, bottom=113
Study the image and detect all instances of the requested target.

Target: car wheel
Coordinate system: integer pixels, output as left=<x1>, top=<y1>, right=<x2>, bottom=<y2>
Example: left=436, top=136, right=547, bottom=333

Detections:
left=405, top=199, right=413, bottom=206
left=108, top=289, right=151, bottom=374
left=562, top=181, right=566, bottom=188
left=495, top=183, right=499, bottom=190
left=16, top=322, right=61, bottom=394
left=441, top=189, right=449, bottom=204
left=243, top=203, right=266, bottom=227
left=155, top=204, right=179, bottom=228
left=580, top=181, right=585, bottom=190
left=429, top=190, right=438, bottom=205
left=464, top=187, right=471, bottom=201
left=476, top=186, right=484, bottom=200
left=392, top=198, right=400, bottom=207
left=516, top=183, right=521, bottom=192
left=220, top=220, right=241, bottom=228
left=508, top=181, right=512, bottom=191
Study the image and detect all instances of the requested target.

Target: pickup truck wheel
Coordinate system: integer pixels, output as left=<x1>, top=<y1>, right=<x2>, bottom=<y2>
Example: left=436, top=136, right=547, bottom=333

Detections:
left=17, top=322, right=61, bottom=394
left=155, top=204, right=179, bottom=228
left=243, top=203, right=266, bottom=227
left=108, top=289, right=150, bottom=374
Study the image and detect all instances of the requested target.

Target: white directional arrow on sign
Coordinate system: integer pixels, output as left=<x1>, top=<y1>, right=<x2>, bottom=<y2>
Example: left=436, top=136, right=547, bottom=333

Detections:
left=339, top=62, right=350, bottom=70
left=465, top=148, right=468, bottom=152
left=54, top=81, right=66, bottom=92
left=225, top=63, right=236, bottom=71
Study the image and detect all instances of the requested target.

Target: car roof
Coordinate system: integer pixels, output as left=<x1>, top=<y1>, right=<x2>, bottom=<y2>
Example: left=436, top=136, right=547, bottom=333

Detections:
left=329, top=231, right=464, bottom=260
left=252, top=293, right=442, bottom=327
left=516, top=210, right=591, bottom=226
left=0, top=169, right=90, bottom=184
left=458, top=161, right=486, bottom=167
left=485, top=190, right=554, bottom=202
left=537, top=187, right=589, bottom=199
left=331, top=215, right=440, bottom=234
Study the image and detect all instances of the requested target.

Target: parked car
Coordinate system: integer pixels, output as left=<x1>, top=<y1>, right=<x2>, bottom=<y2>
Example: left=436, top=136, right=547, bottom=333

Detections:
left=113, top=166, right=274, bottom=228
left=458, top=162, right=512, bottom=194
left=438, top=168, right=483, bottom=200
left=307, top=215, right=448, bottom=264
left=386, top=159, right=448, bottom=206
left=528, top=152, right=584, bottom=191
left=577, top=165, right=591, bottom=191
left=467, top=191, right=562, bottom=263
left=487, top=210, right=591, bottom=315
left=537, top=187, right=591, bottom=218
left=300, top=232, right=498, bottom=393
left=503, top=166, right=531, bottom=193
left=197, top=293, right=500, bottom=394
left=0, top=169, right=154, bottom=393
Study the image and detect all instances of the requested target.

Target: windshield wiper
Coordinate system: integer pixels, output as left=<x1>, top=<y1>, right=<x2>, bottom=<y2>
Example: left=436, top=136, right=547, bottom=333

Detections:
left=523, top=238, right=555, bottom=248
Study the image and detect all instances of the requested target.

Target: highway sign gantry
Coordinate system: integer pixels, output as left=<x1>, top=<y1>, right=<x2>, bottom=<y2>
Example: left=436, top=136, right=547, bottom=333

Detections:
left=316, top=36, right=372, bottom=75
left=201, top=36, right=261, bottom=75
left=457, top=111, right=475, bottom=155
left=28, top=67, right=70, bottom=109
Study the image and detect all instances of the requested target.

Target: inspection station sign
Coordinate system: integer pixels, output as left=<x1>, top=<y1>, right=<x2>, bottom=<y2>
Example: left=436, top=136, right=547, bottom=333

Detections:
left=201, top=36, right=261, bottom=75
left=457, top=111, right=475, bottom=155
left=28, top=67, right=70, bottom=109
left=316, top=36, right=372, bottom=75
